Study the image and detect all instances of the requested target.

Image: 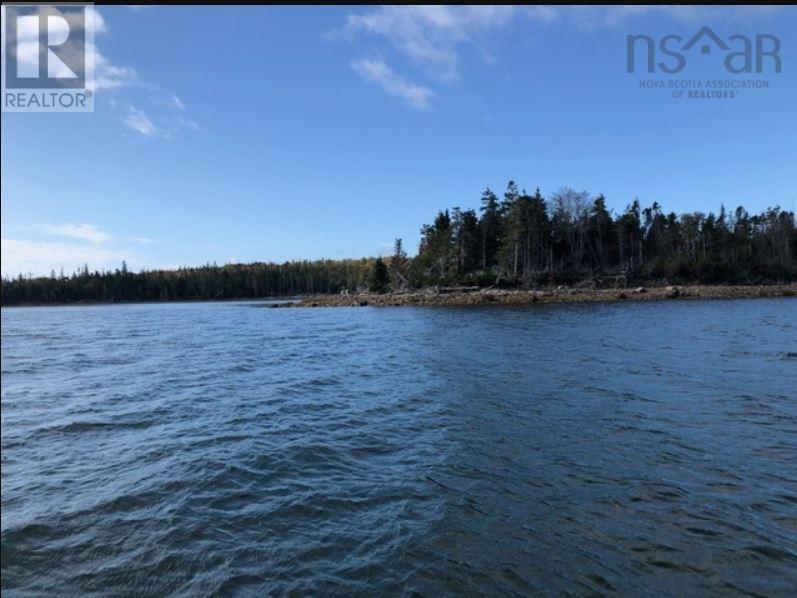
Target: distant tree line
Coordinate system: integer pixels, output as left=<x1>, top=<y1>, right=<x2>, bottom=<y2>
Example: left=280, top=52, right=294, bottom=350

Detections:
left=0, top=260, right=374, bottom=305
left=2, top=181, right=795, bottom=305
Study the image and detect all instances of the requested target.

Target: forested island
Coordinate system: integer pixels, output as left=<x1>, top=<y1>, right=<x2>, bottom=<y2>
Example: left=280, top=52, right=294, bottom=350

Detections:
left=2, top=182, right=795, bottom=306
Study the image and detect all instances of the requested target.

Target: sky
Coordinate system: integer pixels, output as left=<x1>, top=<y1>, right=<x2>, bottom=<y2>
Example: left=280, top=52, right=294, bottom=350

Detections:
left=2, top=5, right=796, bottom=277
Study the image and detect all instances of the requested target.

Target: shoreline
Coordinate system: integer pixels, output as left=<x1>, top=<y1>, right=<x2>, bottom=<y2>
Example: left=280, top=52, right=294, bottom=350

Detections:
left=0, top=297, right=303, bottom=309
left=3, top=284, right=795, bottom=309
left=293, top=284, right=797, bottom=308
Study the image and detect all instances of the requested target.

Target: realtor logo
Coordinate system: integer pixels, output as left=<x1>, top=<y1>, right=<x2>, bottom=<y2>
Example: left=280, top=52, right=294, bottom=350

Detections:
left=627, top=25, right=781, bottom=74
left=2, top=3, right=94, bottom=111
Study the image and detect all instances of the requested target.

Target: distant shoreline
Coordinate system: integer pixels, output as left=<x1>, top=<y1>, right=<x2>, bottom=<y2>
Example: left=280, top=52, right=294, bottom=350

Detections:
left=3, top=284, right=795, bottom=309
left=0, top=297, right=302, bottom=309
left=291, top=284, right=797, bottom=308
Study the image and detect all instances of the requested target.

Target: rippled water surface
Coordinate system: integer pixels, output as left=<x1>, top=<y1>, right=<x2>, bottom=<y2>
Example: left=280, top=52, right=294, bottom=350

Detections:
left=2, top=299, right=797, bottom=595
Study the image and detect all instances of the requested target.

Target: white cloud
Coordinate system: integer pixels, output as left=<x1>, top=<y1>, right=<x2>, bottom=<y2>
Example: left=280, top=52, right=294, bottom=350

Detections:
left=124, top=106, right=157, bottom=137
left=133, top=95, right=202, bottom=139
left=341, top=5, right=785, bottom=103
left=167, top=94, right=185, bottom=110
left=2, top=222, right=158, bottom=276
left=352, top=58, right=435, bottom=109
left=32, top=223, right=113, bottom=244
left=85, top=8, right=139, bottom=90
left=1, top=238, right=136, bottom=278
left=84, top=9, right=127, bottom=85
left=344, top=6, right=784, bottom=77
left=86, top=6, right=107, bottom=34
left=153, top=93, right=186, bottom=110
left=121, top=103, right=202, bottom=139
left=89, top=50, right=138, bottom=91
left=345, top=6, right=522, bottom=82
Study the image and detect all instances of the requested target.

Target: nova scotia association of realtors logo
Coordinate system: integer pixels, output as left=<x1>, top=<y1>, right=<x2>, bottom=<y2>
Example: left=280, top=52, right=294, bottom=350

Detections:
left=1, top=3, right=94, bottom=112
left=627, top=26, right=781, bottom=100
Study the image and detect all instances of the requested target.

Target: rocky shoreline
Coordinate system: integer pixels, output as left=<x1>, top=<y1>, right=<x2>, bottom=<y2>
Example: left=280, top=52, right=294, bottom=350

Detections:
left=283, top=284, right=797, bottom=308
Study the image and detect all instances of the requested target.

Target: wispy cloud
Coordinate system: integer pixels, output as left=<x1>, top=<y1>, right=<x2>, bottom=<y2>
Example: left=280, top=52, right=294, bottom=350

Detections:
left=132, top=94, right=203, bottom=139
left=153, top=93, right=186, bottom=110
left=352, top=58, right=435, bottom=109
left=124, top=106, right=157, bottom=137
left=32, top=223, right=113, bottom=244
left=2, top=223, right=159, bottom=276
left=344, top=6, right=524, bottom=83
left=1, top=238, right=135, bottom=277
left=122, top=104, right=203, bottom=139
left=162, top=114, right=204, bottom=139
left=91, top=52, right=138, bottom=92
left=167, top=94, right=185, bottom=110
left=340, top=5, right=784, bottom=105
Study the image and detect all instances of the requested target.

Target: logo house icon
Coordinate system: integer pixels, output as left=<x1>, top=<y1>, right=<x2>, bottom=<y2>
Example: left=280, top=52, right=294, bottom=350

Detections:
left=2, top=3, right=94, bottom=112
left=681, top=26, right=729, bottom=56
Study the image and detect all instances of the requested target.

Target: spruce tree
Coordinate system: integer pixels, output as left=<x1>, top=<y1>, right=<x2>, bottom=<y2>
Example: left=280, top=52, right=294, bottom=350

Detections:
left=369, top=257, right=390, bottom=294
left=479, top=188, right=500, bottom=270
left=389, top=239, right=408, bottom=290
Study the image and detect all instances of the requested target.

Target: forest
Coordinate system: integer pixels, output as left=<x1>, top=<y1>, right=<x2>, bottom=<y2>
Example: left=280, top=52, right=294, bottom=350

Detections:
left=2, top=182, right=795, bottom=305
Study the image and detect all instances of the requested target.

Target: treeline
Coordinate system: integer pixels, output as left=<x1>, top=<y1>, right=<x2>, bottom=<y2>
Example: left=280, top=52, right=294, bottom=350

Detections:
left=0, top=260, right=374, bottom=305
left=1, top=181, right=795, bottom=305
left=407, top=182, right=796, bottom=289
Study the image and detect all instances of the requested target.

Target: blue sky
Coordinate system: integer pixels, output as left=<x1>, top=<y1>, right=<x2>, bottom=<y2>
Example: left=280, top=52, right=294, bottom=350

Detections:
left=2, top=5, right=795, bottom=276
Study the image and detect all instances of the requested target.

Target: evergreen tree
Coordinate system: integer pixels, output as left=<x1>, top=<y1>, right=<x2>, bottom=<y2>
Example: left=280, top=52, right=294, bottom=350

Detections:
left=526, top=188, right=551, bottom=276
left=369, top=257, right=390, bottom=294
left=389, top=238, right=408, bottom=290
left=497, top=181, right=522, bottom=280
left=588, top=194, right=614, bottom=271
left=452, top=208, right=480, bottom=275
left=478, top=188, right=501, bottom=270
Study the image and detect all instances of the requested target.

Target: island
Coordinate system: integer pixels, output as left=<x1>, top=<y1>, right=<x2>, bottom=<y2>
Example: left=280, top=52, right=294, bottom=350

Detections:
left=3, top=183, right=795, bottom=307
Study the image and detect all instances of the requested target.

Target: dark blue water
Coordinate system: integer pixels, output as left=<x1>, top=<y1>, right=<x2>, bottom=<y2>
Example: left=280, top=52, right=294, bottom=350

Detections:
left=2, top=299, right=796, bottom=595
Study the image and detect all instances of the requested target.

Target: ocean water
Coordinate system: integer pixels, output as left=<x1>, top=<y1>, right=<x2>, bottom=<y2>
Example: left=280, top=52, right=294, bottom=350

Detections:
left=2, top=298, right=796, bottom=595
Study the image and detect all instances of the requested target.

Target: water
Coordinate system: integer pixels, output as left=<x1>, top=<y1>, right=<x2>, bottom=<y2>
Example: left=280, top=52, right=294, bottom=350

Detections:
left=2, top=298, right=796, bottom=596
